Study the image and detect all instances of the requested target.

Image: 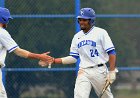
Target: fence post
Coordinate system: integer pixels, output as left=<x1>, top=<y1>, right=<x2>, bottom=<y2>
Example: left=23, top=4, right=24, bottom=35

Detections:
left=2, top=69, right=6, bottom=86
left=75, top=0, right=80, bottom=33
left=0, top=0, right=5, bottom=7
left=75, top=0, right=80, bottom=74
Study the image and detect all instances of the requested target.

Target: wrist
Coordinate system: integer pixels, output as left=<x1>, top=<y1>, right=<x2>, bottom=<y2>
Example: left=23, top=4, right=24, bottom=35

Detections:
left=109, top=68, right=119, bottom=73
left=110, top=66, right=115, bottom=71
left=28, top=53, right=41, bottom=59
left=54, top=58, right=62, bottom=64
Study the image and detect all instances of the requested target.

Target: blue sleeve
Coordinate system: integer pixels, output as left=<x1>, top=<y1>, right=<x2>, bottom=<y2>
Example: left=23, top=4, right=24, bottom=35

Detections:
left=71, top=55, right=79, bottom=60
left=107, top=49, right=116, bottom=55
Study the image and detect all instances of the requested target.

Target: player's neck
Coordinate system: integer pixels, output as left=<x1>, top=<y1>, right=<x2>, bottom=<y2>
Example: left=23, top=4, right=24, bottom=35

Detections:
left=0, top=23, right=3, bottom=27
left=83, top=26, right=92, bottom=33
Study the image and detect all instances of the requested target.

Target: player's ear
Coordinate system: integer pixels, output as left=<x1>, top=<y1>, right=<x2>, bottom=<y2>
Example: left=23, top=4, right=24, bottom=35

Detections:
left=88, top=19, right=91, bottom=25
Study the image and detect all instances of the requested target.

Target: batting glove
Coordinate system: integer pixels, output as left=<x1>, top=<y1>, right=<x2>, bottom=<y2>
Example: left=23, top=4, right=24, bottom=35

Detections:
left=107, top=68, right=118, bottom=84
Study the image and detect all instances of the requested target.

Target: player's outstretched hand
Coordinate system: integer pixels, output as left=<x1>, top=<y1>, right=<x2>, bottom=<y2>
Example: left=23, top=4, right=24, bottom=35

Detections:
left=38, top=52, right=54, bottom=67
left=106, top=68, right=118, bottom=84
left=38, top=52, right=53, bottom=61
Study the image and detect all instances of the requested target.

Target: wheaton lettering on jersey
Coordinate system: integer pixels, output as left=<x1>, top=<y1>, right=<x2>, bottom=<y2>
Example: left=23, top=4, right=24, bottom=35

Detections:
left=78, top=40, right=96, bottom=48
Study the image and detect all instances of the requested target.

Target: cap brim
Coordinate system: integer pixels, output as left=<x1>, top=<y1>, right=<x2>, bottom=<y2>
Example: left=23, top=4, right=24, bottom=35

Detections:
left=9, top=16, right=13, bottom=19
left=76, top=16, right=91, bottom=19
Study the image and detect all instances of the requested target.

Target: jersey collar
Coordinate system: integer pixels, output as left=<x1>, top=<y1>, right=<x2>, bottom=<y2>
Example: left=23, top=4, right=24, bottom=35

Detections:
left=83, top=26, right=94, bottom=35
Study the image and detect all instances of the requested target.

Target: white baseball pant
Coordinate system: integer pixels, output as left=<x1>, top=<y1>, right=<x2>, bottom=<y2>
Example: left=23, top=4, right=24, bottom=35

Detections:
left=0, top=69, right=7, bottom=98
left=74, top=65, right=113, bottom=98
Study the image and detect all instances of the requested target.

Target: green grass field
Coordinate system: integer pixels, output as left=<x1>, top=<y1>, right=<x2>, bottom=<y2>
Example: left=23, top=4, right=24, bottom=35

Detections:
left=115, top=89, right=140, bottom=98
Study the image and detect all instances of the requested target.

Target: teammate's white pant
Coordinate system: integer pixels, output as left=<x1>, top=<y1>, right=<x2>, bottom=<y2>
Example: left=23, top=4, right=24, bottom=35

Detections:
left=74, top=65, right=113, bottom=98
left=0, top=69, right=7, bottom=98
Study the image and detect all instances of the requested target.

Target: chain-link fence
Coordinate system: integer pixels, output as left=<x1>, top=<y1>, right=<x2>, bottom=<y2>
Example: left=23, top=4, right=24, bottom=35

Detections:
left=0, top=0, right=140, bottom=98
left=5, top=69, right=75, bottom=98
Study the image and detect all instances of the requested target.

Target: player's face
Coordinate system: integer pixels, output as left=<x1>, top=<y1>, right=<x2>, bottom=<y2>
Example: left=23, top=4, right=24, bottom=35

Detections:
left=78, top=18, right=91, bottom=32
left=3, top=24, right=7, bottom=28
left=0, top=23, right=7, bottom=28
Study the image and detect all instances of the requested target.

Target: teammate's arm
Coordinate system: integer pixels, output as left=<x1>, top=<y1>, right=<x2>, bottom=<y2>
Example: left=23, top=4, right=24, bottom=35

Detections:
left=109, top=54, right=116, bottom=71
left=54, top=56, right=77, bottom=64
left=107, top=49, right=116, bottom=71
left=13, top=48, right=30, bottom=58
left=13, top=47, right=53, bottom=61
left=39, top=56, right=77, bottom=66
left=107, top=49, right=118, bottom=84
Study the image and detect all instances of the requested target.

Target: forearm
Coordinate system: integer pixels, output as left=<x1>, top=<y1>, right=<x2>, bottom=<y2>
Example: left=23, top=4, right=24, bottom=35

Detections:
left=54, top=56, right=77, bottom=64
left=14, top=48, right=30, bottom=58
left=14, top=48, right=43, bottom=60
left=109, top=54, right=116, bottom=71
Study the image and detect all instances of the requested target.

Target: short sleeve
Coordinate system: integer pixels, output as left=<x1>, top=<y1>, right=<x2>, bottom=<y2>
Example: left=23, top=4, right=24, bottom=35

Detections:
left=101, top=30, right=115, bottom=52
left=0, top=32, right=19, bottom=53
left=69, top=36, right=79, bottom=57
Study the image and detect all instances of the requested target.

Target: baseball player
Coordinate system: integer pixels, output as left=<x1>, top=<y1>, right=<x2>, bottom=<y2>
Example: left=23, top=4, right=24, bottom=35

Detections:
left=39, top=8, right=117, bottom=98
left=0, top=7, right=53, bottom=98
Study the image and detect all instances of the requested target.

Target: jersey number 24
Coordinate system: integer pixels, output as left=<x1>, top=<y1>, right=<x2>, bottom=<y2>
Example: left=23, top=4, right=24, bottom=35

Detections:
left=90, top=49, right=99, bottom=57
